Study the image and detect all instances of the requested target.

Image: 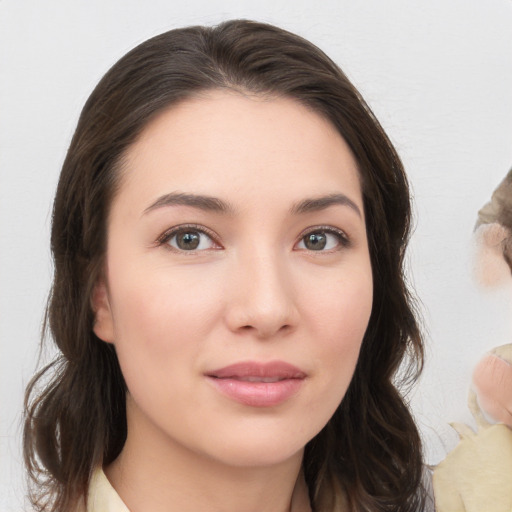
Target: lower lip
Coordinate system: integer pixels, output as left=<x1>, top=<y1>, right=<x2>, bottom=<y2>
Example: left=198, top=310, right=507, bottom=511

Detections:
left=206, top=377, right=304, bottom=407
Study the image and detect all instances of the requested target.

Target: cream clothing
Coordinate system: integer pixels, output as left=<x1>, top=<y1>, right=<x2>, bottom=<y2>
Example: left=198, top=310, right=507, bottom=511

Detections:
left=86, top=469, right=129, bottom=512
left=86, top=467, right=312, bottom=512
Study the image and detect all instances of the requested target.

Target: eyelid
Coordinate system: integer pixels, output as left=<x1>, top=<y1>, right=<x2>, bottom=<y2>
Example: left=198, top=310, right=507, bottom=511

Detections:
left=155, top=224, right=350, bottom=252
left=156, top=224, right=222, bottom=251
left=294, top=225, right=351, bottom=251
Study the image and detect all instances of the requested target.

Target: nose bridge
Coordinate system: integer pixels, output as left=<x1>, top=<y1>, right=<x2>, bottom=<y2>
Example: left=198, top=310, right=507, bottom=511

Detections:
left=225, top=243, right=298, bottom=337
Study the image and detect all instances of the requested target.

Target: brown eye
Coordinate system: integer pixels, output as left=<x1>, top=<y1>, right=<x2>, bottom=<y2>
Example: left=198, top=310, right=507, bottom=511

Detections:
left=166, top=229, right=216, bottom=251
left=304, top=233, right=327, bottom=250
left=297, top=229, right=348, bottom=251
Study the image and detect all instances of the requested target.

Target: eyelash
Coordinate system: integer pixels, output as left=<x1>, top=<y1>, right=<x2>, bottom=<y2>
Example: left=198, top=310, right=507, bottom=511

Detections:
left=157, top=224, right=221, bottom=252
left=296, top=226, right=351, bottom=252
left=156, top=224, right=351, bottom=253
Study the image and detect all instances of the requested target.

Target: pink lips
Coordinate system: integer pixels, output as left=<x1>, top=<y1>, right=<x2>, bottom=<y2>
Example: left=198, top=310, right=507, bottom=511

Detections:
left=206, top=361, right=306, bottom=407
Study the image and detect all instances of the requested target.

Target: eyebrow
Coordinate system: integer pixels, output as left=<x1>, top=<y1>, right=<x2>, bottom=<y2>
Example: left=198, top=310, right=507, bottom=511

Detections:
left=143, top=192, right=235, bottom=215
left=291, top=193, right=362, bottom=218
left=143, top=191, right=362, bottom=218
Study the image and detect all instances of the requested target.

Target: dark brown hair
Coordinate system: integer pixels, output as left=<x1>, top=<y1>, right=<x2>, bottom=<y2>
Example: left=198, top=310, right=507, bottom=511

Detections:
left=24, top=19, right=426, bottom=511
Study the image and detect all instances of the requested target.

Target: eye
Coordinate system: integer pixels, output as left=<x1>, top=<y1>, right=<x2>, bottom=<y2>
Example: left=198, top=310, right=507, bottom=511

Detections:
left=296, top=228, right=349, bottom=251
left=159, top=226, right=219, bottom=252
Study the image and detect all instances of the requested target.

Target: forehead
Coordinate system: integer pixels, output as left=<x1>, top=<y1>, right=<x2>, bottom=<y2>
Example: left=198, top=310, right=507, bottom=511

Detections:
left=116, top=90, right=363, bottom=212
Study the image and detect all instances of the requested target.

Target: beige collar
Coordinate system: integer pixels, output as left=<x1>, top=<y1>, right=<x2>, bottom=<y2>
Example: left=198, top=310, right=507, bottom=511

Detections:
left=86, top=467, right=312, bottom=512
left=86, top=468, right=130, bottom=512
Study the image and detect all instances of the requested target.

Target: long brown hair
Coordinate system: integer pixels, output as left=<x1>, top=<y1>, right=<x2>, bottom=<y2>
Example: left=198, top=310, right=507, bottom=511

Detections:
left=24, top=20, right=426, bottom=511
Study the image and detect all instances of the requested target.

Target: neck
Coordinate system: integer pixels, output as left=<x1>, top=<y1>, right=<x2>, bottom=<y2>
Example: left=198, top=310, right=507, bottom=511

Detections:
left=105, top=399, right=309, bottom=512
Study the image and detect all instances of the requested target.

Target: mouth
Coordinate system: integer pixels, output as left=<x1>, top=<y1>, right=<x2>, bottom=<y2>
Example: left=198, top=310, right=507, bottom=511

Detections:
left=205, top=361, right=306, bottom=407
left=222, top=376, right=288, bottom=383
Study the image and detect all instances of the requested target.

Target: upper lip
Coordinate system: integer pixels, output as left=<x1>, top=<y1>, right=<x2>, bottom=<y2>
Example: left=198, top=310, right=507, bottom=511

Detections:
left=206, top=361, right=307, bottom=380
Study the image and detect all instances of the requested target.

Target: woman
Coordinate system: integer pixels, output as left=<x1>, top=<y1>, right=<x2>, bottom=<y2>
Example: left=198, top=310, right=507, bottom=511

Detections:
left=24, top=20, right=428, bottom=512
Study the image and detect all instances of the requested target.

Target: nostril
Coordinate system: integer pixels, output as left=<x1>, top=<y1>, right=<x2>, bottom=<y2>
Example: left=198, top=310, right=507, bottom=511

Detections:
left=236, top=322, right=293, bottom=337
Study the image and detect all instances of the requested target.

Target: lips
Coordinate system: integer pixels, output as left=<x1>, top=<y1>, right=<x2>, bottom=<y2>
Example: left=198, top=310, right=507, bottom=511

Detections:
left=205, top=361, right=306, bottom=407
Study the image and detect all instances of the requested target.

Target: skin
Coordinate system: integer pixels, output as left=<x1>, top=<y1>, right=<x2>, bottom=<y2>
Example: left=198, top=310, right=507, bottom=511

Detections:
left=473, top=353, right=512, bottom=426
left=93, top=90, right=373, bottom=512
left=472, top=224, right=512, bottom=426
left=474, top=224, right=512, bottom=286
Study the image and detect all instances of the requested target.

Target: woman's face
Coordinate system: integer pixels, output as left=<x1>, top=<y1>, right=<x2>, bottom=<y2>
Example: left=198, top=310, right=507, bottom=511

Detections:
left=94, top=90, right=373, bottom=468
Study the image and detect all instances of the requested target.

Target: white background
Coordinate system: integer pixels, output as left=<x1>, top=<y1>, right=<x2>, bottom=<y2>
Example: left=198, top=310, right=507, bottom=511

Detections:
left=1, top=1, right=512, bottom=509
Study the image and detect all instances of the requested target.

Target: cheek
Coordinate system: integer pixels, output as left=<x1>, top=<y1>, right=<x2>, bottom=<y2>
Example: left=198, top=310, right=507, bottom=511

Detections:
left=301, top=266, right=373, bottom=409
left=109, top=257, right=220, bottom=335
left=306, top=265, right=373, bottom=345
left=105, top=260, right=224, bottom=387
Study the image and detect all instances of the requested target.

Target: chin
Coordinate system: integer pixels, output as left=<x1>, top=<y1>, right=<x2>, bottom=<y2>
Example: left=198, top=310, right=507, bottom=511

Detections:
left=194, top=418, right=321, bottom=469
left=207, top=440, right=305, bottom=469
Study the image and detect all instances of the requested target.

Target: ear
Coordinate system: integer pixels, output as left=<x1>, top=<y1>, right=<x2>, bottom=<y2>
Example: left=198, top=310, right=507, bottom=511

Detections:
left=91, top=279, right=115, bottom=343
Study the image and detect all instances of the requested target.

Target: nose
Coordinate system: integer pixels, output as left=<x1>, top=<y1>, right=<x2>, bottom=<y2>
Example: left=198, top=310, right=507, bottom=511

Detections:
left=224, top=251, right=299, bottom=339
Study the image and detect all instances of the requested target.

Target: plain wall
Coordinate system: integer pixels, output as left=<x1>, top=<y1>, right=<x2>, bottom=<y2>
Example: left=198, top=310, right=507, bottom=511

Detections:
left=1, top=0, right=512, bottom=509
